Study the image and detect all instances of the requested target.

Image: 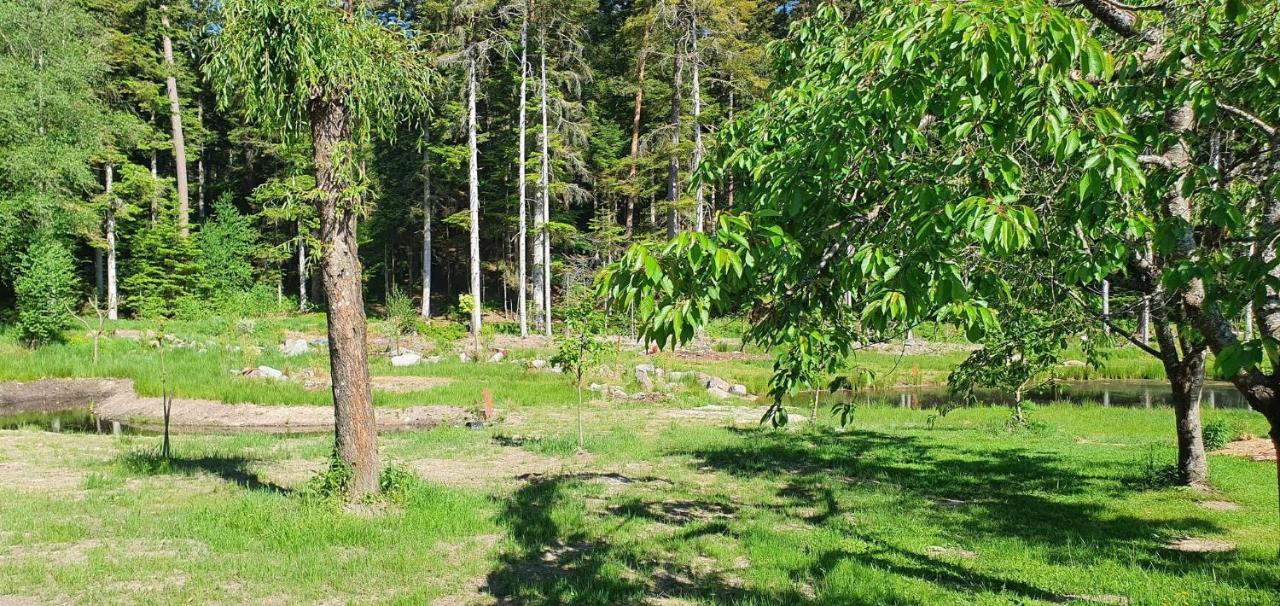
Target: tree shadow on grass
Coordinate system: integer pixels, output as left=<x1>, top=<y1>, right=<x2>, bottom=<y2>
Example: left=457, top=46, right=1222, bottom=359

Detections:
left=683, top=426, right=1253, bottom=597
left=117, top=449, right=291, bottom=494
left=485, top=474, right=823, bottom=605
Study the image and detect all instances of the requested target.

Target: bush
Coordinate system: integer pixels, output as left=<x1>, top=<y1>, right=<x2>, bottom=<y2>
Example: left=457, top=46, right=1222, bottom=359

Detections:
left=384, top=289, right=417, bottom=338
left=196, top=195, right=260, bottom=293
left=123, top=220, right=204, bottom=318
left=1202, top=418, right=1237, bottom=452
left=14, top=239, right=78, bottom=345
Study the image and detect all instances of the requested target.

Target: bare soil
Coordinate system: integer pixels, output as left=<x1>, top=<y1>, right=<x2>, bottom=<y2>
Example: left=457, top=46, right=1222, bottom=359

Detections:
left=0, top=379, right=473, bottom=434
left=1213, top=438, right=1277, bottom=462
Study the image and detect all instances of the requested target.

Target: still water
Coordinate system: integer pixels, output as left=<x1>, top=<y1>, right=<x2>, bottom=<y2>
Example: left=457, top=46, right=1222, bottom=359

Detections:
left=834, top=380, right=1248, bottom=410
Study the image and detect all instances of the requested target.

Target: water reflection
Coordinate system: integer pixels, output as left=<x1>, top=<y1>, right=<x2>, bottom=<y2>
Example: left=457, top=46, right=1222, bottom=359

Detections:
left=0, top=409, right=133, bottom=435
left=823, top=380, right=1248, bottom=410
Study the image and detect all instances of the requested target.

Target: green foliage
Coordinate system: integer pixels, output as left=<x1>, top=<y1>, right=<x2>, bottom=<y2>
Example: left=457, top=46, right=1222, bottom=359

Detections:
left=13, top=239, right=79, bottom=345
left=384, top=288, right=417, bottom=338
left=453, top=293, right=477, bottom=324
left=207, top=0, right=432, bottom=144
left=1201, top=418, right=1238, bottom=452
left=122, top=218, right=205, bottom=318
left=551, top=285, right=610, bottom=380
left=196, top=195, right=261, bottom=294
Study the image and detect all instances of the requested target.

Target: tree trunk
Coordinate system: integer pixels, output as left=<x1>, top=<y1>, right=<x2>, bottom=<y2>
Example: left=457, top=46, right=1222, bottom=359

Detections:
left=298, top=221, right=308, bottom=312
left=1168, top=351, right=1210, bottom=488
left=624, top=14, right=654, bottom=238
left=160, top=6, right=190, bottom=237
left=689, top=8, right=704, bottom=233
left=666, top=51, right=683, bottom=239
left=517, top=8, right=530, bottom=337
left=421, top=133, right=432, bottom=318
left=105, top=163, right=118, bottom=321
left=468, top=58, right=483, bottom=345
left=94, top=248, right=103, bottom=301
left=197, top=103, right=205, bottom=221
left=539, top=31, right=552, bottom=336
left=309, top=93, right=378, bottom=498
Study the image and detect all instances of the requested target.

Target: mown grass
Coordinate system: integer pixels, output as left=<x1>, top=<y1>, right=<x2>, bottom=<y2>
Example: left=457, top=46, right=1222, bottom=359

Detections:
left=1, top=403, right=1275, bottom=604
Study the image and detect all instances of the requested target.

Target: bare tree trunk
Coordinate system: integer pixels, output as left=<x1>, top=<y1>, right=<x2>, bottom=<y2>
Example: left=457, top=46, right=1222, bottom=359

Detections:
left=298, top=221, right=308, bottom=312
left=690, top=8, right=704, bottom=233
left=624, top=15, right=654, bottom=238
left=197, top=103, right=205, bottom=220
left=1169, top=350, right=1210, bottom=487
left=421, top=132, right=432, bottom=318
left=517, top=7, right=530, bottom=337
left=468, top=58, right=483, bottom=345
left=667, top=51, right=683, bottom=239
left=309, top=92, right=378, bottom=498
left=1101, top=279, right=1110, bottom=334
left=539, top=31, right=552, bottom=336
left=160, top=5, right=189, bottom=236
left=105, top=163, right=118, bottom=321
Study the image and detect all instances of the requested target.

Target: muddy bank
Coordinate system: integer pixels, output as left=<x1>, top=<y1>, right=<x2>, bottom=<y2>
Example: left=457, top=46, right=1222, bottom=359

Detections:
left=0, top=379, right=473, bottom=434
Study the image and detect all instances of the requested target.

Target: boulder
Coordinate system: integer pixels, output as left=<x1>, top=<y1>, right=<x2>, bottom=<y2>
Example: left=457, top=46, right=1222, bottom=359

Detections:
left=530, top=359, right=548, bottom=369
left=699, top=373, right=731, bottom=392
left=635, top=368, right=655, bottom=392
left=257, top=365, right=286, bottom=380
left=667, top=371, right=691, bottom=381
left=391, top=352, right=422, bottom=367
left=729, top=384, right=749, bottom=396
left=488, top=349, right=507, bottom=363
left=279, top=339, right=310, bottom=357
left=459, top=352, right=472, bottom=363
left=635, top=363, right=657, bottom=374
left=706, top=386, right=731, bottom=400
left=425, top=355, right=442, bottom=364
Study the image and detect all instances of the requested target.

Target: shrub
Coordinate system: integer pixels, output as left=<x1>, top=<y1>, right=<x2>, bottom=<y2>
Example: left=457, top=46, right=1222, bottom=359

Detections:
left=1202, top=418, right=1237, bottom=452
left=122, top=220, right=204, bottom=318
left=14, top=239, right=78, bottom=345
left=196, top=195, right=260, bottom=293
left=384, top=289, right=417, bottom=338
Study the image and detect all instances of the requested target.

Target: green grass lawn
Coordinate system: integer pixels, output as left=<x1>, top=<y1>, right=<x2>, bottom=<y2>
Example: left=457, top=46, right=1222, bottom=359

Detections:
left=0, top=402, right=1276, bottom=605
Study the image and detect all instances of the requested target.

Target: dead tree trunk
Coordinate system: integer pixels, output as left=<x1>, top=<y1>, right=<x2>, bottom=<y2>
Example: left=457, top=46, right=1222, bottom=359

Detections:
left=624, top=14, right=654, bottom=238
left=468, top=58, right=483, bottom=346
left=160, top=5, right=190, bottom=236
left=517, top=7, right=530, bottom=337
left=105, top=163, right=118, bottom=321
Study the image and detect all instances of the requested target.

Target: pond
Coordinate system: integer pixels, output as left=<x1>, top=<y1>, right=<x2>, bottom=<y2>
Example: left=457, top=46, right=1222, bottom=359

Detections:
left=823, top=380, right=1250, bottom=410
left=0, top=408, right=138, bottom=434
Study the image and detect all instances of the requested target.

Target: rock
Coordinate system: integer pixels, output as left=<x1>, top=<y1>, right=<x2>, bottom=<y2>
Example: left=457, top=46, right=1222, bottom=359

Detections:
left=729, top=384, right=749, bottom=396
left=256, top=366, right=286, bottom=380
left=667, top=371, right=691, bottom=381
left=308, top=337, right=329, bottom=347
left=635, top=368, right=655, bottom=392
left=459, top=353, right=472, bottom=363
left=425, top=355, right=442, bottom=364
left=636, top=363, right=657, bottom=374
left=700, top=374, right=731, bottom=392
left=391, top=352, right=422, bottom=367
left=530, top=359, right=548, bottom=369
left=550, top=364, right=564, bottom=373
left=114, top=329, right=146, bottom=340
left=588, top=383, right=605, bottom=392
left=706, top=386, right=731, bottom=399
left=1062, top=359, right=1087, bottom=368
left=488, top=349, right=507, bottom=363
left=279, top=339, right=310, bottom=357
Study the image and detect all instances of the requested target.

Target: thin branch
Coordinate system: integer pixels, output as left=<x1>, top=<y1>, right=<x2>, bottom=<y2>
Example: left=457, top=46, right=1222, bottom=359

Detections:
left=1218, top=101, right=1279, bottom=140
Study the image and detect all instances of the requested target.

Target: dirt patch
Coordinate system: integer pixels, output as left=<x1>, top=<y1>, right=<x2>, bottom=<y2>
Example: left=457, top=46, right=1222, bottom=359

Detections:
left=0, top=379, right=473, bottom=433
left=0, top=597, right=44, bottom=606
left=1197, top=500, right=1242, bottom=512
left=666, top=350, right=770, bottom=363
left=0, top=460, right=85, bottom=493
left=489, top=334, right=553, bottom=350
left=299, top=372, right=454, bottom=393
left=925, top=545, right=977, bottom=559
left=1164, top=537, right=1236, bottom=554
left=663, top=405, right=805, bottom=425
left=0, top=379, right=121, bottom=414
left=255, top=458, right=328, bottom=489
left=409, top=448, right=569, bottom=490
left=4, top=538, right=208, bottom=566
left=1058, top=595, right=1130, bottom=605
left=1213, top=438, right=1276, bottom=461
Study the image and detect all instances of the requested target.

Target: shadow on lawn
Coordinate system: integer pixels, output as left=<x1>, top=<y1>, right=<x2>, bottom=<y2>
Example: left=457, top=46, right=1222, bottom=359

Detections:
left=687, top=427, right=1246, bottom=597
left=118, top=449, right=291, bottom=494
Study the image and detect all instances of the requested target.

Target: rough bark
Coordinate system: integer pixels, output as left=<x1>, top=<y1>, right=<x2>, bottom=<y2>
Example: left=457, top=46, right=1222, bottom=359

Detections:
left=1166, top=347, right=1210, bottom=487
left=624, top=14, right=654, bottom=238
left=197, top=103, right=205, bottom=220
left=468, top=59, right=483, bottom=345
left=105, top=163, right=118, bottom=321
left=517, top=9, right=530, bottom=337
left=160, top=5, right=189, bottom=236
left=309, top=93, right=378, bottom=498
